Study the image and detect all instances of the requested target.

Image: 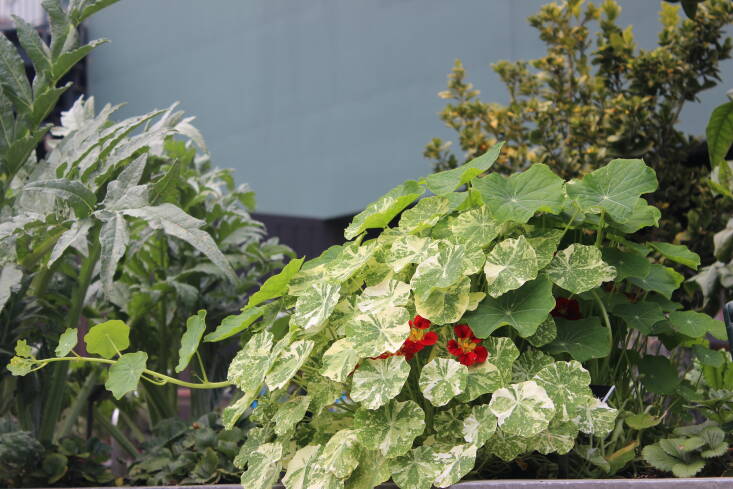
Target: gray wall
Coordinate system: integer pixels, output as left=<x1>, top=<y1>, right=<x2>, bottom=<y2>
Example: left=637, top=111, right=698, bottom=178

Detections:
left=87, top=1, right=733, bottom=219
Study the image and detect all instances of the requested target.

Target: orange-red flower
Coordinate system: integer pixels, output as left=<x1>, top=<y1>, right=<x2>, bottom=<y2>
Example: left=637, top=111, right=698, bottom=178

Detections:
left=447, top=324, right=488, bottom=366
left=401, top=315, right=438, bottom=360
left=551, top=297, right=582, bottom=320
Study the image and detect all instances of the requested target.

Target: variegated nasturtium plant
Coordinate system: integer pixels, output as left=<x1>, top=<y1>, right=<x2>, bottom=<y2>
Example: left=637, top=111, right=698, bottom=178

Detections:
left=217, top=143, right=726, bottom=487
left=9, top=143, right=726, bottom=483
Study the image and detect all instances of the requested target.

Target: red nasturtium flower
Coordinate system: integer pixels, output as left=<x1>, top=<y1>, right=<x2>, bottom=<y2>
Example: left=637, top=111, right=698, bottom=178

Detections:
left=371, top=315, right=437, bottom=360
left=447, top=324, right=488, bottom=366
left=551, top=297, right=582, bottom=320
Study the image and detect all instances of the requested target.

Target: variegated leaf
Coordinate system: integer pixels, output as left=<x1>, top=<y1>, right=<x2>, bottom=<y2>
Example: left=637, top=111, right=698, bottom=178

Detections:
left=459, top=337, right=519, bottom=401
left=283, top=445, right=343, bottom=489
left=273, top=395, right=311, bottom=436
left=227, top=331, right=273, bottom=392
left=345, top=180, right=424, bottom=239
left=533, top=361, right=592, bottom=422
left=484, top=236, right=539, bottom=298
left=351, top=356, right=410, bottom=410
left=574, top=397, right=618, bottom=437
left=447, top=205, right=499, bottom=247
left=386, top=234, right=440, bottom=273
left=546, top=244, right=617, bottom=294
left=433, top=444, right=478, bottom=488
left=240, top=442, right=283, bottom=489
left=414, top=276, right=470, bottom=324
left=489, top=381, right=555, bottom=437
left=512, top=350, right=554, bottom=382
left=462, top=404, right=497, bottom=448
left=410, top=241, right=484, bottom=299
left=419, top=358, right=468, bottom=407
left=390, top=446, right=442, bottom=489
left=486, top=428, right=528, bottom=461
left=266, top=340, right=314, bottom=390
left=318, top=429, right=361, bottom=479
left=321, top=338, right=360, bottom=383
left=355, top=400, right=425, bottom=458
left=398, top=196, right=451, bottom=233
left=526, top=315, right=557, bottom=347
left=531, top=421, right=579, bottom=455
left=291, top=281, right=340, bottom=332
left=356, top=278, right=411, bottom=313
left=345, top=450, right=391, bottom=489
left=527, top=229, right=563, bottom=268
left=346, top=306, right=410, bottom=357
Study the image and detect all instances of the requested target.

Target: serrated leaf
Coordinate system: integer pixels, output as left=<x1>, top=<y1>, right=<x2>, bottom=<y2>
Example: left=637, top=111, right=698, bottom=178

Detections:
left=484, top=236, right=539, bottom=297
left=601, top=247, right=650, bottom=282
left=410, top=241, right=484, bottom=299
left=386, top=234, right=440, bottom=273
left=319, top=429, right=361, bottom=479
left=352, top=356, right=410, bottom=410
left=273, top=396, right=311, bottom=436
left=612, top=301, right=664, bottom=335
left=414, top=275, right=471, bottom=324
left=247, top=258, right=304, bottom=309
left=668, top=311, right=722, bottom=339
left=390, top=446, right=442, bottom=489
left=433, top=444, right=477, bottom=488
left=638, top=355, right=680, bottom=395
left=175, top=310, right=206, bottom=373
left=105, top=351, right=147, bottom=399
left=398, top=196, right=451, bottom=233
left=291, top=281, right=340, bottom=332
left=355, top=400, right=425, bottom=458
left=203, top=307, right=263, bottom=342
left=642, top=444, right=678, bottom=472
left=0, top=31, right=32, bottom=106
left=346, top=306, right=410, bottom=357
left=419, top=358, right=468, bottom=407
left=447, top=205, right=499, bottom=247
left=464, top=278, right=555, bottom=338
left=462, top=405, right=497, bottom=448
left=227, top=331, right=273, bottom=392
left=55, top=328, right=77, bottom=357
left=425, top=142, right=503, bottom=195
left=527, top=316, right=557, bottom=347
left=545, top=317, right=610, bottom=362
left=546, top=244, right=616, bottom=294
left=649, top=242, right=700, bottom=270
left=266, top=340, right=314, bottom=391
left=345, top=181, right=424, bottom=239
left=474, top=163, right=564, bottom=223
left=533, top=361, right=591, bottom=422
left=25, top=179, right=97, bottom=218
left=490, top=380, right=555, bottom=437
left=84, top=319, right=130, bottom=359
left=565, top=159, right=657, bottom=223
left=459, top=337, right=519, bottom=401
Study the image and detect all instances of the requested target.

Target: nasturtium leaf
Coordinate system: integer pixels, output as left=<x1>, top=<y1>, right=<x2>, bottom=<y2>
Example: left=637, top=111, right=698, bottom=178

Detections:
left=692, top=344, right=726, bottom=367
left=565, top=158, right=657, bottom=223
left=668, top=311, right=722, bottom=339
left=531, top=421, right=579, bottom=455
left=546, top=244, right=616, bottom=294
left=355, top=400, right=425, bottom=458
left=308, top=378, right=345, bottom=416
left=483, top=236, right=539, bottom=298
left=283, top=445, right=341, bottom=489
left=707, top=101, right=733, bottom=181
left=612, top=301, right=665, bottom=335
left=489, top=380, right=555, bottom=437
left=434, top=406, right=471, bottom=443
left=204, top=307, right=263, bottom=342
left=357, top=278, right=411, bottom=313
left=55, top=328, right=77, bottom=357
left=345, top=180, right=424, bottom=239
left=240, top=443, right=283, bottom=489
left=84, top=319, right=130, bottom=359
left=464, top=278, right=555, bottom=338
left=533, top=361, right=592, bottom=421
left=424, top=141, right=503, bottom=195
left=330, top=241, right=380, bottom=282
left=473, top=163, right=564, bottom=223
left=527, top=316, right=557, bottom=347
left=227, top=331, right=273, bottom=392
left=629, top=264, right=684, bottom=299
left=321, top=338, right=360, bottom=382
left=14, top=339, right=33, bottom=358
left=390, top=446, right=442, bottom=489
left=247, top=257, right=304, bottom=308
left=607, top=198, right=661, bottom=233
left=410, top=241, right=484, bottom=299
left=459, top=337, right=519, bottom=401
left=419, top=358, right=468, bottom=407
left=8, top=356, right=34, bottom=376
left=346, top=450, right=391, bottom=489
left=291, top=281, right=340, bottom=332
left=601, top=247, right=650, bottom=282
left=575, top=397, right=618, bottom=437
left=638, top=355, right=680, bottom=395
left=433, top=444, right=478, bottom=488
left=175, top=310, right=207, bottom=373
left=462, top=404, right=497, bottom=448
left=398, top=196, right=450, bottom=233
left=447, top=205, right=499, bottom=248
left=346, top=306, right=410, bottom=357
left=273, top=396, right=311, bottom=436
left=105, top=351, right=147, bottom=399
left=527, top=229, right=563, bottom=268
left=386, top=234, right=440, bottom=273
left=512, top=350, right=554, bottom=382
left=486, top=428, right=528, bottom=461
left=544, top=317, right=610, bottom=362
left=222, top=389, right=259, bottom=429
left=625, top=413, right=662, bottom=430
left=266, top=339, right=314, bottom=390
left=414, top=276, right=471, bottom=324
left=649, top=242, right=700, bottom=269
left=352, top=356, right=410, bottom=410
left=319, top=429, right=361, bottom=479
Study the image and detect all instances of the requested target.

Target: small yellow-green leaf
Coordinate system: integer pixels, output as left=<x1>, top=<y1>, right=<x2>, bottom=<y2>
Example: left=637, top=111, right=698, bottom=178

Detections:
left=105, top=351, right=147, bottom=399
left=84, top=320, right=130, bottom=359
left=247, top=257, right=304, bottom=308
left=204, top=307, right=263, bottom=342
left=175, top=310, right=207, bottom=373
left=55, top=328, right=77, bottom=357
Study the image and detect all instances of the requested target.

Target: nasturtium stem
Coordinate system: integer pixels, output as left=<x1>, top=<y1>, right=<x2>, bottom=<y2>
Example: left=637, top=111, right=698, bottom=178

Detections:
left=595, top=210, right=605, bottom=247
left=38, top=356, right=232, bottom=389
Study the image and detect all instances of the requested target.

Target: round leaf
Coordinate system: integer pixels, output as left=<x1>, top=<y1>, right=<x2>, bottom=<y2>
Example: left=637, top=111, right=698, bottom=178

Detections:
left=546, top=244, right=616, bottom=294
left=84, top=319, right=130, bottom=359
left=483, top=236, right=539, bottom=298
left=352, top=356, right=410, bottom=410
left=355, top=400, right=425, bottom=458
left=489, top=380, right=555, bottom=437
left=419, top=358, right=468, bottom=407
left=55, top=328, right=77, bottom=357
left=105, top=351, right=147, bottom=399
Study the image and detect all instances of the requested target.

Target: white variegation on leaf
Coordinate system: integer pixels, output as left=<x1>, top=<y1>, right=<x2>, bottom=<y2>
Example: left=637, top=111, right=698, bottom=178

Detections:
left=459, top=337, right=519, bottom=401
left=390, top=446, right=443, bottom=489
left=486, top=428, right=528, bottom=461
left=574, top=397, right=618, bottom=437
left=398, top=196, right=451, bottom=233
left=414, top=276, right=471, bottom=324
left=433, top=444, right=478, bottom=488
left=346, top=306, right=410, bottom=357
left=533, top=361, right=592, bottom=422
left=320, top=338, right=360, bottom=383
left=345, top=181, right=424, bottom=239
left=527, top=229, right=563, bottom=268
left=386, top=234, right=440, bottom=273
left=447, top=205, right=499, bottom=247
left=318, top=429, right=361, bottom=479
left=546, top=244, right=616, bottom=294
left=463, top=404, right=497, bottom=448
left=266, top=339, right=314, bottom=390
left=410, top=241, right=484, bottom=299
left=283, top=445, right=343, bottom=489
left=355, top=400, right=425, bottom=458
left=531, top=421, right=579, bottom=455
left=489, top=381, right=555, bottom=437
left=351, top=356, right=410, bottom=410
left=483, top=236, right=539, bottom=298
left=357, top=278, right=411, bottom=313
left=273, top=395, right=311, bottom=436
left=291, top=281, right=340, bottom=332
left=227, top=331, right=273, bottom=392
left=419, top=358, right=468, bottom=407
left=527, top=315, right=557, bottom=347
left=240, top=443, right=283, bottom=489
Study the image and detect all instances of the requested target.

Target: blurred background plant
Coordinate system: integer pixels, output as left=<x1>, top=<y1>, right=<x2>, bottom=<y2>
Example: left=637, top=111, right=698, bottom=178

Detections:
left=425, top=0, right=733, bottom=266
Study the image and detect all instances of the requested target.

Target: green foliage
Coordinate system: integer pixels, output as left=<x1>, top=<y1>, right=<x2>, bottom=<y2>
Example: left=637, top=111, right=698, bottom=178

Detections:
left=425, top=0, right=733, bottom=263
left=642, top=422, right=729, bottom=477
left=220, top=147, right=720, bottom=487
